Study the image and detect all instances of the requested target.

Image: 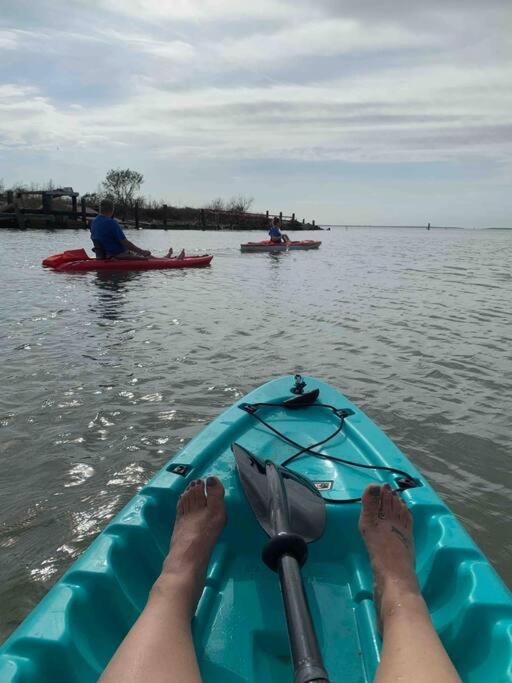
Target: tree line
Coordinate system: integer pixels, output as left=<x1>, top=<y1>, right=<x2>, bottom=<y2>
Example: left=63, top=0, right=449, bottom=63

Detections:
left=1, top=169, right=254, bottom=217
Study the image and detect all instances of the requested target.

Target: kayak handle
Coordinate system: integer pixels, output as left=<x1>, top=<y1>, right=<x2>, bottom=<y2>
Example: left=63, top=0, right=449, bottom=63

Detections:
left=278, top=554, right=330, bottom=683
left=291, top=374, right=307, bottom=394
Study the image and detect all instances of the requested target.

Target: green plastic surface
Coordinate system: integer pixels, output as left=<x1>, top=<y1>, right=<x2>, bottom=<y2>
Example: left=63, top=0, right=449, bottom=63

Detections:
left=1, top=376, right=511, bottom=682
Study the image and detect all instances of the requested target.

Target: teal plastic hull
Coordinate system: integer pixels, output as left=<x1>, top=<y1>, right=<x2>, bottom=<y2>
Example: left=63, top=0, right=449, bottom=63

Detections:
left=1, top=376, right=511, bottom=682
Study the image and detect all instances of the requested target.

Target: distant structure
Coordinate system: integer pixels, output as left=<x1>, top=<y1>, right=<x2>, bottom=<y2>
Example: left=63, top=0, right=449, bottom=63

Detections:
left=0, top=187, right=96, bottom=229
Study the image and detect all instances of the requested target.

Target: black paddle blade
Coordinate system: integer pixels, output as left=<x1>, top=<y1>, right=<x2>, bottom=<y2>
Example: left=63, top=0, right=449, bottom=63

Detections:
left=232, top=443, right=326, bottom=543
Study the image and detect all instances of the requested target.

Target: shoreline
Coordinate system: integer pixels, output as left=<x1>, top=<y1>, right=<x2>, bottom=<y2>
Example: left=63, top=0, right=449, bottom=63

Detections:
left=0, top=220, right=322, bottom=232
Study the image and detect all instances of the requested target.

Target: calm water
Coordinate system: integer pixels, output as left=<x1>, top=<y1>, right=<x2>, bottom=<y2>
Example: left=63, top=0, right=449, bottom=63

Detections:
left=0, top=227, right=511, bottom=641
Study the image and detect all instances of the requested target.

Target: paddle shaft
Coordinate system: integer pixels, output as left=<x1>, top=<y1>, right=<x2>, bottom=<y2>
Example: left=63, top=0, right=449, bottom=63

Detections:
left=263, top=460, right=330, bottom=682
left=278, top=554, right=330, bottom=683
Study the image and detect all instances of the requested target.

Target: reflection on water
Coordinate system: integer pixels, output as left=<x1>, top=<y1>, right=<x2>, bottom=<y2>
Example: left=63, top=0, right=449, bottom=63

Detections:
left=0, top=227, right=511, bottom=641
left=91, top=271, right=144, bottom=321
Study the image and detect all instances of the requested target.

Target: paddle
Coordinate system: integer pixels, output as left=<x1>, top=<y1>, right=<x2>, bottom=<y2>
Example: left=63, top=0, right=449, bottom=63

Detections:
left=232, top=443, right=330, bottom=683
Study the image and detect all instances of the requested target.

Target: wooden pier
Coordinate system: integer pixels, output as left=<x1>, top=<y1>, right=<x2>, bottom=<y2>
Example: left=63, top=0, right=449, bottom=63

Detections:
left=0, top=188, right=95, bottom=230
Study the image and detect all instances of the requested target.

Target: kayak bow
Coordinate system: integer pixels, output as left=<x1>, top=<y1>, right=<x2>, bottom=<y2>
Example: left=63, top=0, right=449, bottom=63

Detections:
left=0, top=375, right=510, bottom=682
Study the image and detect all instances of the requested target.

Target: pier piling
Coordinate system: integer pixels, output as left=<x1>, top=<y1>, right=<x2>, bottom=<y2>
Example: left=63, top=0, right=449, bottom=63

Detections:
left=80, top=197, right=87, bottom=226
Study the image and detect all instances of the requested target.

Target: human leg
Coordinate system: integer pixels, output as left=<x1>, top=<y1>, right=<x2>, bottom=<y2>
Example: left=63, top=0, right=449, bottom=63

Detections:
left=100, top=477, right=226, bottom=683
left=359, top=484, right=461, bottom=683
left=112, top=251, right=146, bottom=260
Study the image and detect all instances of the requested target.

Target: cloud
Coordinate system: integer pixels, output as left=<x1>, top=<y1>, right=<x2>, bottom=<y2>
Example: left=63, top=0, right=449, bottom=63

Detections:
left=98, top=0, right=298, bottom=23
left=98, top=30, right=196, bottom=62
left=217, top=18, right=437, bottom=68
left=0, top=30, right=19, bottom=50
left=2, top=51, right=511, bottom=165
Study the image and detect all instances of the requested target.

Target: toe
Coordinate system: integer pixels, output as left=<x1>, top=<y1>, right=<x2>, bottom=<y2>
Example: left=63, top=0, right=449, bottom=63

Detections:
left=205, top=476, right=225, bottom=511
left=382, top=485, right=394, bottom=518
left=180, top=487, right=192, bottom=514
left=390, top=490, right=401, bottom=518
left=177, top=495, right=185, bottom=517
left=400, top=497, right=413, bottom=529
left=397, top=495, right=406, bottom=515
left=192, top=480, right=207, bottom=508
left=361, top=484, right=381, bottom=517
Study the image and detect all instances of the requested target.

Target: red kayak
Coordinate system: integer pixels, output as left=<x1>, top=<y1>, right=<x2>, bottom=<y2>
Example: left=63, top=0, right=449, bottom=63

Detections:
left=240, top=240, right=321, bottom=253
left=42, top=249, right=213, bottom=272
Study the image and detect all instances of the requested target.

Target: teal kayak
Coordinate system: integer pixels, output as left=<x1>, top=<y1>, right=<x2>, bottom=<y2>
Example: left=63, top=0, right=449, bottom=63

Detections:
left=0, top=375, right=511, bottom=682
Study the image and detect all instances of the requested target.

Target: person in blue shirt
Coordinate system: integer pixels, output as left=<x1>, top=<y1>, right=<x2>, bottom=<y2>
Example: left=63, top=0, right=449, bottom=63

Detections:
left=268, top=216, right=290, bottom=243
left=90, top=199, right=151, bottom=259
left=90, top=200, right=185, bottom=260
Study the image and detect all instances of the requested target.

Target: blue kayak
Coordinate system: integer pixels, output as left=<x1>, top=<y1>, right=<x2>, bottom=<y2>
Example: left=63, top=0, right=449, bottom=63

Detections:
left=0, top=375, right=511, bottom=682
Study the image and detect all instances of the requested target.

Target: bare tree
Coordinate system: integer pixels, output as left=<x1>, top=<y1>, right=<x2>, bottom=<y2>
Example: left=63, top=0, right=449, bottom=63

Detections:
left=206, top=195, right=254, bottom=213
left=206, top=197, right=226, bottom=211
left=102, top=169, right=144, bottom=207
left=227, top=195, right=254, bottom=213
left=82, top=192, right=100, bottom=210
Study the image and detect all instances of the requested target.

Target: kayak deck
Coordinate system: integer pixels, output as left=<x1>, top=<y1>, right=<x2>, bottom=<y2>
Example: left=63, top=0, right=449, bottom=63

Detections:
left=0, top=376, right=510, bottom=682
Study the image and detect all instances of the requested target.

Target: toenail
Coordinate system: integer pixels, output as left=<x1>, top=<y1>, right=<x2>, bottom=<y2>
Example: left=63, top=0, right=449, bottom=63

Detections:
left=206, top=476, right=216, bottom=487
left=369, top=486, right=380, bottom=497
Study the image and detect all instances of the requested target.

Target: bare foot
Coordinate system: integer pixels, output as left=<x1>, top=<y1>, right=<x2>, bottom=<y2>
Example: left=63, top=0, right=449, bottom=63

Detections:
left=155, top=477, right=226, bottom=616
left=359, top=484, right=419, bottom=632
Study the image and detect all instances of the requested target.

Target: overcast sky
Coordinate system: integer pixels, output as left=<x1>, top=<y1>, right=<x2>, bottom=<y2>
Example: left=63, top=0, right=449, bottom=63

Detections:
left=1, top=0, right=511, bottom=226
